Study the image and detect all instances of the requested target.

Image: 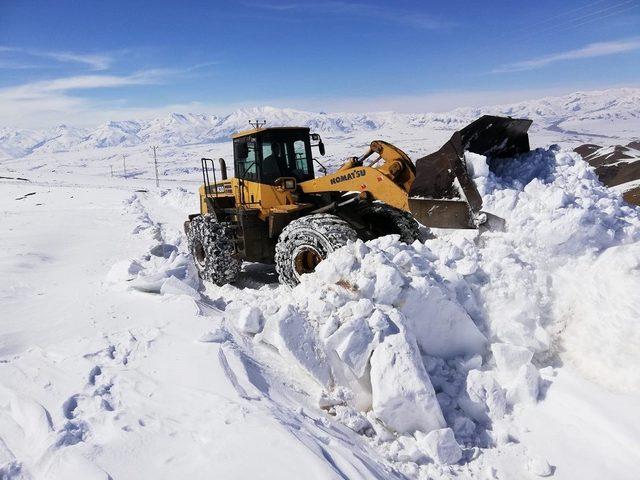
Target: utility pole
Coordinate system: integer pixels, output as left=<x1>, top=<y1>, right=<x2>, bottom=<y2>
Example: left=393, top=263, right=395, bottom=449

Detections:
left=152, top=146, right=159, bottom=188
left=110, top=165, right=113, bottom=177
left=122, top=154, right=127, bottom=178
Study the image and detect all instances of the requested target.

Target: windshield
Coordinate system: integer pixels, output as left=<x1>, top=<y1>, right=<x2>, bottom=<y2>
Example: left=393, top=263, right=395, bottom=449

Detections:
left=261, top=136, right=312, bottom=184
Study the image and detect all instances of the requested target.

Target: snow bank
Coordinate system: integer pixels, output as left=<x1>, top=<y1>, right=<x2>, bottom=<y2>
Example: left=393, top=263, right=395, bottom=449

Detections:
left=553, top=242, right=640, bottom=392
left=107, top=146, right=640, bottom=473
left=215, top=147, right=640, bottom=470
left=455, top=148, right=640, bottom=393
left=222, top=236, right=489, bottom=442
left=106, top=193, right=201, bottom=298
left=106, top=245, right=200, bottom=298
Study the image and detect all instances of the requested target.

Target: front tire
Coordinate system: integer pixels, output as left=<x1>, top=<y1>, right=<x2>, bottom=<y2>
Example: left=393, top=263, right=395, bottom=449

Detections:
left=275, top=214, right=357, bottom=287
left=186, top=215, right=241, bottom=286
left=358, top=203, right=423, bottom=243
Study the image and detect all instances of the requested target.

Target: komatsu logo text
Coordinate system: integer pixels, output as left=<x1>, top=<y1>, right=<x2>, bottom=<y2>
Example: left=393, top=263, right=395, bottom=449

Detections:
left=329, top=169, right=366, bottom=185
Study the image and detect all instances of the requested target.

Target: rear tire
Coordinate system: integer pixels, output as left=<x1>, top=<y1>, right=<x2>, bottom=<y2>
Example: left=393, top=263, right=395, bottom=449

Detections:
left=186, top=215, right=241, bottom=286
left=358, top=203, right=423, bottom=243
left=275, top=214, right=357, bottom=287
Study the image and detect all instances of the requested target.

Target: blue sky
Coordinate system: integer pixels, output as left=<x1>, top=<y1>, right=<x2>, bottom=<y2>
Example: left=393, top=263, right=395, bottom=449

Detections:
left=1, top=0, right=639, bottom=127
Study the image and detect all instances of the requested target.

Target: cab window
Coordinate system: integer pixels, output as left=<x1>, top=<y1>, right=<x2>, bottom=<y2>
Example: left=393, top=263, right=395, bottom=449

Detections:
left=235, top=141, right=257, bottom=181
left=292, top=140, right=311, bottom=176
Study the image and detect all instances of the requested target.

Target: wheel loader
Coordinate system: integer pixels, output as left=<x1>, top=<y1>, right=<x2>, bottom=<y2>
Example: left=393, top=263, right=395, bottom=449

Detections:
left=184, top=115, right=532, bottom=286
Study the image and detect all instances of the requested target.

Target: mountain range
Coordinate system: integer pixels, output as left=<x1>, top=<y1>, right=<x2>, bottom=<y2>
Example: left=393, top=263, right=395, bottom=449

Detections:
left=1, top=87, right=639, bottom=160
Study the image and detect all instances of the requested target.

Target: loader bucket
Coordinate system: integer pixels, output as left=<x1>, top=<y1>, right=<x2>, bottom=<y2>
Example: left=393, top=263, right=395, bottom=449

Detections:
left=408, top=115, right=532, bottom=229
left=408, top=197, right=478, bottom=229
left=459, top=115, right=533, bottom=162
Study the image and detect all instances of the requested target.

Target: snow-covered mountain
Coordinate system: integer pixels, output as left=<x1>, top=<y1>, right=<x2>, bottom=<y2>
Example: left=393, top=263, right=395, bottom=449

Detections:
left=0, top=127, right=50, bottom=158
left=37, top=124, right=91, bottom=153
left=1, top=88, right=638, bottom=159
left=143, top=113, right=220, bottom=145
left=456, top=87, right=640, bottom=123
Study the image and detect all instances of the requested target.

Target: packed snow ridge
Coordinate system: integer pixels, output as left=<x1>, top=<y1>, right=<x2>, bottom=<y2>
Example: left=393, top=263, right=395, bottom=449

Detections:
left=1, top=87, right=639, bottom=159
left=108, top=145, right=640, bottom=478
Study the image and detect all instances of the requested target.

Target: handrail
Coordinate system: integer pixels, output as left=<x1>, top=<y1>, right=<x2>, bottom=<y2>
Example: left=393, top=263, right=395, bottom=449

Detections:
left=200, top=157, right=218, bottom=198
left=239, top=160, right=255, bottom=207
left=313, top=157, right=328, bottom=176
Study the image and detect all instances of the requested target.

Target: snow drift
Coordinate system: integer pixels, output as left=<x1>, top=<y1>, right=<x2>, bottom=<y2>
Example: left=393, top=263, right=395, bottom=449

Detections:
left=107, top=145, right=640, bottom=476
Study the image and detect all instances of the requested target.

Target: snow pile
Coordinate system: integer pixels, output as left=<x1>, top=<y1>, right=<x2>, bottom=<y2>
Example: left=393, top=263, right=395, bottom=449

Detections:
left=457, top=148, right=640, bottom=391
left=553, top=242, right=640, bottom=392
left=221, top=235, right=494, bottom=469
left=106, top=193, right=201, bottom=298
left=104, top=146, right=640, bottom=475
left=214, top=146, right=640, bottom=472
left=156, top=187, right=197, bottom=218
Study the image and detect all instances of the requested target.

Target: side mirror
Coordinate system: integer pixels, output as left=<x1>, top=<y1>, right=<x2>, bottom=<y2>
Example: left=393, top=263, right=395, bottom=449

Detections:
left=234, top=142, right=249, bottom=159
left=318, top=141, right=325, bottom=156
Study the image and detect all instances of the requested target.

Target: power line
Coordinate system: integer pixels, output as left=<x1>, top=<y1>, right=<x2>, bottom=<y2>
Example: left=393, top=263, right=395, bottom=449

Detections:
left=529, top=0, right=636, bottom=37
left=569, top=0, right=636, bottom=23
left=497, top=0, right=611, bottom=38
left=501, top=1, right=639, bottom=45
left=467, top=1, right=639, bottom=73
left=571, top=2, right=639, bottom=28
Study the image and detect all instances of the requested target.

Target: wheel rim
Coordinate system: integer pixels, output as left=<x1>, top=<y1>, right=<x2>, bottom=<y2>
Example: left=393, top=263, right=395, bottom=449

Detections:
left=194, top=240, right=206, bottom=267
left=293, top=247, right=322, bottom=277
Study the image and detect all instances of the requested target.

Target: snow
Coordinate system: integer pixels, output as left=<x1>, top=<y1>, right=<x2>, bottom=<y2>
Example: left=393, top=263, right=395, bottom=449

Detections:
left=326, top=315, right=375, bottom=378
left=1, top=87, right=640, bottom=479
left=416, top=428, right=462, bottom=465
left=459, top=369, right=507, bottom=424
left=1, top=87, right=639, bottom=162
left=230, top=305, right=264, bottom=334
left=491, top=343, right=534, bottom=383
left=370, top=330, right=446, bottom=434
left=527, top=456, right=553, bottom=477
left=506, top=364, right=540, bottom=405
left=257, top=304, right=333, bottom=388
left=553, top=242, right=640, bottom=392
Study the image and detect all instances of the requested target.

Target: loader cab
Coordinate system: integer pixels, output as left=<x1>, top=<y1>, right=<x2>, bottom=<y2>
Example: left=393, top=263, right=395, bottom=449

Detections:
left=232, top=127, right=316, bottom=185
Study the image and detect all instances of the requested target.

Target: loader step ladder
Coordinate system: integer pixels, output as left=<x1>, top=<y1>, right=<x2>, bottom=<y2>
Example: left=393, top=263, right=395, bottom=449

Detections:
left=201, top=157, right=222, bottom=196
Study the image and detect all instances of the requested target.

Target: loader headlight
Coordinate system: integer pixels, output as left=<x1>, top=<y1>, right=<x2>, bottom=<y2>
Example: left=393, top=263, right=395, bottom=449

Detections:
left=275, top=177, right=297, bottom=191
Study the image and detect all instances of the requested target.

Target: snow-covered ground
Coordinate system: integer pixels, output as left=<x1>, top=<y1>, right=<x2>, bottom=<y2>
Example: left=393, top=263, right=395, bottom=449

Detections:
left=1, top=88, right=639, bottom=479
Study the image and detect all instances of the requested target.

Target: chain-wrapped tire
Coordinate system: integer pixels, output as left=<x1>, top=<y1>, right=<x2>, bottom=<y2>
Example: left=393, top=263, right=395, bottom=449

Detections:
left=358, top=203, right=423, bottom=243
left=186, top=215, right=241, bottom=286
left=275, top=214, right=357, bottom=287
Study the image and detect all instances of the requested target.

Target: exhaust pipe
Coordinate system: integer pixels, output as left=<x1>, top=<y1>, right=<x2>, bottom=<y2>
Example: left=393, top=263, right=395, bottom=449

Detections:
left=219, top=158, right=228, bottom=180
